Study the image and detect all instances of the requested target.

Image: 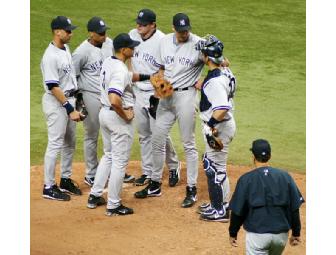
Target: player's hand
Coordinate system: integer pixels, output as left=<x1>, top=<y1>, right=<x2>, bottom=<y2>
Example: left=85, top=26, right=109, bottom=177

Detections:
left=229, top=237, right=238, bottom=247
left=195, top=78, right=204, bottom=90
left=289, top=236, right=301, bottom=246
left=124, top=108, right=134, bottom=122
left=69, top=110, right=82, bottom=122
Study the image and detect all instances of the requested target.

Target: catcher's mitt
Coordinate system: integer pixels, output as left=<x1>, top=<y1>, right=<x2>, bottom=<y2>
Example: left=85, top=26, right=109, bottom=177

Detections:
left=150, top=74, right=174, bottom=98
left=75, top=92, right=88, bottom=121
left=148, top=95, right=159, bottom=119
left=203, top=125, right=223, bottom=151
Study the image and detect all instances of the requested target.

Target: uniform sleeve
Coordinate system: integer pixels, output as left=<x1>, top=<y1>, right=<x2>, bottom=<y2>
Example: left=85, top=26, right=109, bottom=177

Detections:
left=41, top=54, right=59, bottom=85
left=107, top=69, right=128, bottom=96
left=72, top=47, right=87, bottom=76
left=156, top=37, right=164, bottom=67
left=204, top=79, right=231, bottom=112
left=288, top=174, right=305, bottom=211
left=229, top=177, right=248, bottom=216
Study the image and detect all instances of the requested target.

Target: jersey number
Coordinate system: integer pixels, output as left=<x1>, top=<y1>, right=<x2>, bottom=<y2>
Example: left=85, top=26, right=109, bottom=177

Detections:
left=102, top=71, right=106, bottom=90
left=228, top=76, right=236, bottom=100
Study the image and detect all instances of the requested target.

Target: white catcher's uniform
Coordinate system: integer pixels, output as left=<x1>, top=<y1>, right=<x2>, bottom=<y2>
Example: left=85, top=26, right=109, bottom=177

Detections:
left=200, top=67, right=237, bottom=204
left=90, top=56, right=134, bottom=209
left=151, top=33, right=204, bottom=186
left=41, top=42, right=78, bottom=186
left=72, top=37, right=113, bottom=179
left=129, top=29, right=179, bottom=177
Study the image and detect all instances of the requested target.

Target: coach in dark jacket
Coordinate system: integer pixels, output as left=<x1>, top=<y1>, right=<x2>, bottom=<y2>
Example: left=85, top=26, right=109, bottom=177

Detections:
left=229, top=139, right=304, bottom=255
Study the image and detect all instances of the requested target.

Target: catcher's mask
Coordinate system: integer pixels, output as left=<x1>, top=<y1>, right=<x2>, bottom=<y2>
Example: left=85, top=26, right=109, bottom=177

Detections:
left=198, top=35, right=224, bottom=64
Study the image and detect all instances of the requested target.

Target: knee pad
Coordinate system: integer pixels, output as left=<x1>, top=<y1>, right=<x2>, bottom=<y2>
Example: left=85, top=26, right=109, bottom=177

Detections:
left=203, top=154, right=227, bottom=184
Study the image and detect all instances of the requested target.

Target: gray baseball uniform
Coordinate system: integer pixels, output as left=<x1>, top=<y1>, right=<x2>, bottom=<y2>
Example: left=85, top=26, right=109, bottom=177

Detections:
left=129, top=28, right=179, bottom=178
left=72, top=37, right=113, bottom=179
left=151, top=32, right=204, bottom=186
left=41, top=42, right=78, bottom=186
left=200, top=67, right=237, bottom=206
left=90, top=56, right=134, bottom=209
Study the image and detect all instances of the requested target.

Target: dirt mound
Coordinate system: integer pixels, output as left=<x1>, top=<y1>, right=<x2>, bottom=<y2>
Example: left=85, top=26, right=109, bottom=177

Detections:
left=31, top=162, right=306, bottom=255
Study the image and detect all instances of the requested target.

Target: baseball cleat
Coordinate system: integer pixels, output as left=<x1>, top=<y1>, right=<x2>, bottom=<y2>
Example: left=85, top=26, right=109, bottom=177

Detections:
left=134, top=174, right=151, bottom=186
left=197, top=202, right=211, bottom=214
left=87, top=194, right=106, bottom=209
left=123, top=173, right=135, bottom=183
left=60, top=178, right=82, bottom=196
left=84, top=176, right=95, bottom=187
left=43, top=184, right=71, bottom=201
left=200, top=208, right=229, bottom=222
left=105, top=204, right=134, bottom=216
left=181, top=186, right=197, bottom=208
left=169, top=162, right=181, bottom=187
left=134, top=180, right=161, bottom=198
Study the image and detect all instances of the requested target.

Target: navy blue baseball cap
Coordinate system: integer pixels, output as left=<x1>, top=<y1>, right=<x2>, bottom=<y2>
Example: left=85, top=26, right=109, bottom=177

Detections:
left=250, top=139, right=271, bottom=158
left=173, top=13, right=191, bottom=31
left=136, top=9, right=156, bottom=25
left=113, top=33, right=140, bottom=51
left=51, top=16, right=77, bottom=31
left=87, top=17, right=110, bottom=33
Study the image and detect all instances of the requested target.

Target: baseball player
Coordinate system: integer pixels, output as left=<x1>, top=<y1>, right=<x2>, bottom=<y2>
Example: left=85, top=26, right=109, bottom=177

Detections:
left=41, top=16, right=83, bottom=201
left=129, top=9, right=180, bottom=187
left=229, top=139, right=304, bottom=254
left=135, top=13, right=204, bottom=208
left=87, top=33, right=152, bottom=216
left=72, top=17, right=135, bottom=186
left=195, top=35, right=236, bottom=222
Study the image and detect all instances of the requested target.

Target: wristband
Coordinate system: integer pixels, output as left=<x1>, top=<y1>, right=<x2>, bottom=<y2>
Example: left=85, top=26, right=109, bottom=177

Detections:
left=207, top=117, right=220, bottom=128
left=62, top=101, right=74, bottom=115
left=139, top=74, right=150, bottom=81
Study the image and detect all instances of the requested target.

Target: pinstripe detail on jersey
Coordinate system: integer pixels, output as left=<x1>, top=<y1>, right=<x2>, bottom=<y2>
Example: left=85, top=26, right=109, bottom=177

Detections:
left=108, top=88, right=122, bottom=96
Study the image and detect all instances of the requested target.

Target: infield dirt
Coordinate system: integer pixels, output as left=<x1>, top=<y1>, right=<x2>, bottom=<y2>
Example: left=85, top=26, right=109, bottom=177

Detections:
left=31, top=161, right=306, bottom=255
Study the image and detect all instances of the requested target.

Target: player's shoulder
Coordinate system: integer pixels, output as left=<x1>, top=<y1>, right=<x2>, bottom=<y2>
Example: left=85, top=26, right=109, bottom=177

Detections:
left=73, top=40, right=90, bottom=53
left=129, top=29, right=139, bottom=39
left=42, top=43, right=58, bottom=60
left=189, top=33, right=202, bottom=43
left=162, top=33, right=174, bottom=41
left=154, top=29, right=165, bottom=38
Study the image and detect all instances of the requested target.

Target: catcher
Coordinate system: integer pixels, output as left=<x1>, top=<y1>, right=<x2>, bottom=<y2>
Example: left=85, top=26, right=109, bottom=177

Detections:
left=197, top=35, right=237, bottom=222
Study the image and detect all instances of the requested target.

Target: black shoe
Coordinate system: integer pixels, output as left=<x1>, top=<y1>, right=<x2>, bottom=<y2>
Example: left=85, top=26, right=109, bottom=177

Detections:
left=60, top=178, right=82, bottom=195
left=43, top=184, right=70, bottom=201
left=200, top=208, right=229, bottom=222
left=124, top=173, right=135, bottom=183
left=105, top=204, right=134, bottom=216
left=181, top=186, right=197, bottom=208
left=84, top=176, right=95, bottom=187
left=197, top=202, right=211, bottom=214
left=87, top=194, right=106, bottom=209
left=134, top=174, right=150, bottom=186
left=134, top=180, right=161, bottom=198
left=169, top=164, right=180, bottom=187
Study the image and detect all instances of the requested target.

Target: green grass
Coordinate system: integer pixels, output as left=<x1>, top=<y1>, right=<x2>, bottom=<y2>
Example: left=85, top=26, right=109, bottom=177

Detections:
left=31, top=0, right=305, bottom=172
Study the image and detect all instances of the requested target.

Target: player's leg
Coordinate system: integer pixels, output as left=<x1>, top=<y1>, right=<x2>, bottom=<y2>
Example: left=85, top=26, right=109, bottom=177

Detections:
left=82, top=91, right=101, bottom=185
left=106, top=113, right=134, bottom=216
left=59, top=97, right=81, bottom=195
left=246, top=232, right=271, bottom=255
left=134, top=94, right=152, bottom=183
left=88, top=109, right=114, bottom=208
left=164, top=136, right=180, bottom=187
left=269, top=233, right=288, bottom=255
left=134, top=98, right=175, bottom=198
left=175, top=89, right=198, bottom=207
left=42, top=94, right=70, bottom=201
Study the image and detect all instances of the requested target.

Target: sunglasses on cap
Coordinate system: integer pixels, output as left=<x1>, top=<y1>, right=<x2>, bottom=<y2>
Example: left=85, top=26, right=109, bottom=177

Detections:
left=65, top=30, right=72, bottom=34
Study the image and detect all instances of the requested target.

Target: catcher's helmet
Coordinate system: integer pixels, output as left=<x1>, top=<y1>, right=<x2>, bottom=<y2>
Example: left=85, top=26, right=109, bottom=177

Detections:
left=199, top=35, right=224, bottom=64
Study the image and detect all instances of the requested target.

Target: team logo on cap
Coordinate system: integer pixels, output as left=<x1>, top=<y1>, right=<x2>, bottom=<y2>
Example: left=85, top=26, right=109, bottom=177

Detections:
left=139, top=12, right=144, bottom=17
left=100, top=20, right=105, bottom=26
left=180, top=19, right=185, bottom=26
left=67, top=18, right=71, bottom=24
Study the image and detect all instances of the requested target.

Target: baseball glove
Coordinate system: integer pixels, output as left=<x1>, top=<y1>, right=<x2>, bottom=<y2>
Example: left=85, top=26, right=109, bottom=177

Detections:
left=148, top=95, right=159, bottom=119
left=203, top=125, right=223, bottom=151
left=150, top=74, right=174, bottom=98
left=75, top=92, right=88, bottom=121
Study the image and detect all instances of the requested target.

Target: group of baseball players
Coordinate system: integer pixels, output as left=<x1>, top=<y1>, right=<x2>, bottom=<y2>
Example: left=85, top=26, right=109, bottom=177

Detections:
left=40, top=9, right=304, bottom=254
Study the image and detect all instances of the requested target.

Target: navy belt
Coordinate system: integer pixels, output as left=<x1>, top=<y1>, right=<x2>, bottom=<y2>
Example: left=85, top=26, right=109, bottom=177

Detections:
left=109, top=106, right=133, bottom=111
left=174, top=86, right=194, bottom=92
left=203, top=118, right=231, bottom=124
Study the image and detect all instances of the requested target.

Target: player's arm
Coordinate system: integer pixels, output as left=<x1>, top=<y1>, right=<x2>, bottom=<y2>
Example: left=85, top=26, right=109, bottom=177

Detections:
left=109, top=93, right=134, bottom=122
left=49, top=86, right=82, bottom=121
